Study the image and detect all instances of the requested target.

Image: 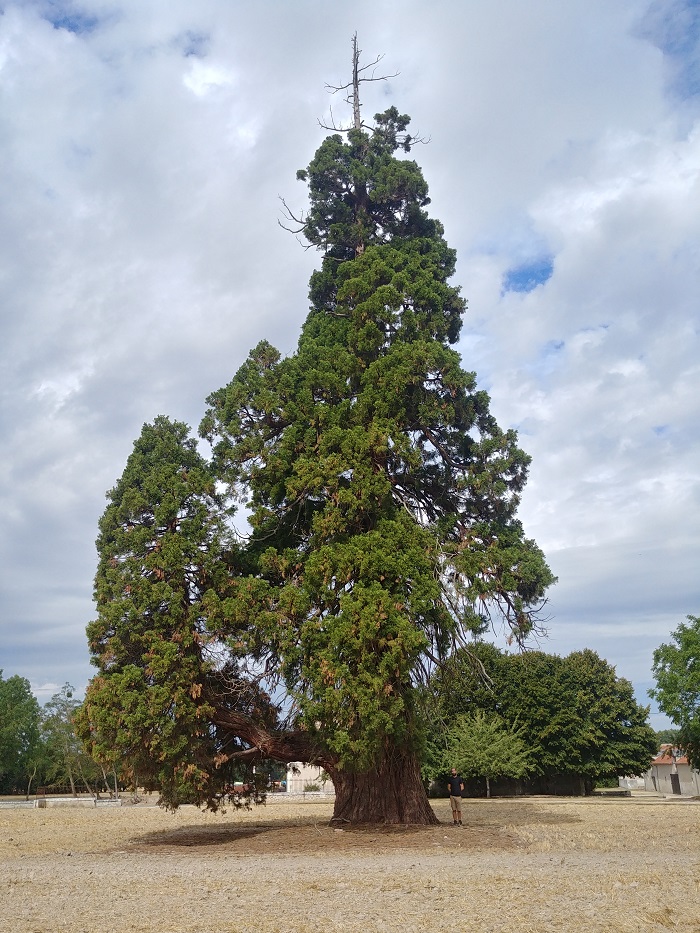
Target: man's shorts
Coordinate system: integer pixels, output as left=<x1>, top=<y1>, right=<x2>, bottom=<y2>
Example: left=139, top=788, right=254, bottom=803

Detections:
left=449, top=794, right=463, bottom=812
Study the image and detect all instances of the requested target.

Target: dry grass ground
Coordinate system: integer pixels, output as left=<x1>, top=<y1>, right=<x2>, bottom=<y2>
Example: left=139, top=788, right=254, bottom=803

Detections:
left=1, top=794, right=699, bottom=932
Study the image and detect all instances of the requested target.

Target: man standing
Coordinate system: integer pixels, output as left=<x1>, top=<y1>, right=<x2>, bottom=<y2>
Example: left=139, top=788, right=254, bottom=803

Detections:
left=448, top=767, right=464, bottom=825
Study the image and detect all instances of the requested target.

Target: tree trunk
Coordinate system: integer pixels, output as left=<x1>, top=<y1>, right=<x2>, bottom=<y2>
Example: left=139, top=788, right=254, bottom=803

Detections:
left=25, top=764, right=38, bottom=801
left=77, top=760, right=95, bottom=797
left=328, top=746, right=439, bottom=825
left=351, top=33, right=361, bottom=130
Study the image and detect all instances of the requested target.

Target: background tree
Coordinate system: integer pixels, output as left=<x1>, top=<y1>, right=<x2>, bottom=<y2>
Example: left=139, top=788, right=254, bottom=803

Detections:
left=42, top=684, right=99, bottom=796
left=650, top=614, right=700, bottom=769
left=441, top=710, right=533, bottom=798
left=80, top=50, right=554, bottom=824
left=432, top=645, right=657, bottom=792
left=654, top=729, right=679, bottom=747
left=0, top=671, right=42, bottom=795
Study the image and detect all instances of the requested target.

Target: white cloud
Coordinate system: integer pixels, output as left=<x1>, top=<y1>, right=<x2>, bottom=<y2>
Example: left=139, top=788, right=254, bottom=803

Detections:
left=0, top=1, right=697, bottom=732
left=182, top=59, right=234, bottom=97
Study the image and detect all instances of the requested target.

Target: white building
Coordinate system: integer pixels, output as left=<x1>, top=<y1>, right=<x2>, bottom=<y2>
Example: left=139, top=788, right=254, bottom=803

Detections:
left=644, top=746, right=700, bottom=797
left=285, top=762, right=334, bottom=794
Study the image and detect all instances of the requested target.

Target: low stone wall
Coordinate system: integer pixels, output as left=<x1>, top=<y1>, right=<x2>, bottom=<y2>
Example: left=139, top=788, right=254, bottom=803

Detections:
left=36, top=797, right=123, bottom=808
left=265, top=791, right=335, bottom=803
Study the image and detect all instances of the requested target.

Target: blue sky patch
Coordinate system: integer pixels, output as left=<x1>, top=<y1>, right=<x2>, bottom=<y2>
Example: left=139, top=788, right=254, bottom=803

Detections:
left=635, top=0, right=700, bottom=100
left=502, top=256, right=554, bottom=294
left=45, top=10, right=99, bottom=35
left=42, top=0, right=99, bottom=35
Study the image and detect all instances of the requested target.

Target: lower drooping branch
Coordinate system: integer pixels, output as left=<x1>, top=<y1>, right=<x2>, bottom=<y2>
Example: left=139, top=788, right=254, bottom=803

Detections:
left=211, top=706, right=325, bottom=769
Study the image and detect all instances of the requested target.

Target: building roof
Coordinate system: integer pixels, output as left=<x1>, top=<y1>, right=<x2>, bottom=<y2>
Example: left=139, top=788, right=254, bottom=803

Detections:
left=651, top=744, right=689, bottom=766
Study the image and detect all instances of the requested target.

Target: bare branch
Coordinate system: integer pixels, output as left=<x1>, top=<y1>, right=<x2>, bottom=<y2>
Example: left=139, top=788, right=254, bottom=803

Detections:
left=277, top=196, right=315, bottom=249
left=277, top=195, right=306, bottom=232
left=322, top=33, right=399, bottom=133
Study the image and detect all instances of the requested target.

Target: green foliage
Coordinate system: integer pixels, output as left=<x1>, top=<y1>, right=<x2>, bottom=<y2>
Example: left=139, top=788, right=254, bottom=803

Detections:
left=0, top=671, right=42, bottom=794
left=83, top=94, right=554, bottom=814
left=654, top=729, right=679, bottom=747
left=650, top=614, right=700, bottom=769
left=76, top=416, right=268, bottom=810
left=296, top=108, right=440, bottom=268
left=41, top=684, right=100, bottom=794
left=201, top=108, right=554, bottom=773
left=432, top=645, right=658, bottom=784
left=443, top=711, right=533, bottom=795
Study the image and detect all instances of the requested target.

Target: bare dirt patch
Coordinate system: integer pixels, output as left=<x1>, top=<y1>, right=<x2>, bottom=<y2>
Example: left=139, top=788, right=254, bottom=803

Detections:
left=1, top=794, right=699, bottom=932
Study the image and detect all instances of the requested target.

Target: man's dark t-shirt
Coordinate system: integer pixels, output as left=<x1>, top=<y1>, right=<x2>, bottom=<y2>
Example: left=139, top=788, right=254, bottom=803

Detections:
left=448, top=774, right=463, bottom=797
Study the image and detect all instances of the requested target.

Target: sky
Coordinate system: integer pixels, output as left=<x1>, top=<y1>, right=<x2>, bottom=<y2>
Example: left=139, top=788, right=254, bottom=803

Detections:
left=1, top=0, right=698, bottom=730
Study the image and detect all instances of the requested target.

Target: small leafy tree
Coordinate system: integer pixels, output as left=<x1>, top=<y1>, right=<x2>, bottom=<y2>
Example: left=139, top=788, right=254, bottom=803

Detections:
left=443, top=711, right=533, bottom=798
left=650, top=615, right=700, bottom=769
left=42, top=684, right=98, bottom=796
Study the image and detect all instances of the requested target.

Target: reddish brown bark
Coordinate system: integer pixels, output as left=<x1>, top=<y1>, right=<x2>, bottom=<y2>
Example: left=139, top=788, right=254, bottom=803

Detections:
left=211, top=708, right=317, bottom=765
left=212, top=705, right=438, bottom=825
left=327, top=746, right=439, bottom=825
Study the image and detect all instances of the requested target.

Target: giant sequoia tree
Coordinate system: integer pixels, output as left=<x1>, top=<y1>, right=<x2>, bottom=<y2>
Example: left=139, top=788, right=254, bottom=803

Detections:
left=79, top=47, right=554, bottom=824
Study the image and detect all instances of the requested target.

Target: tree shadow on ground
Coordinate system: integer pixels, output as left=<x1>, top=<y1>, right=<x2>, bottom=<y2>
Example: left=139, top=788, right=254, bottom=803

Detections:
left=126, top=801, right=581, bottom=856
left=134, top=824, right=271, bottom=849
left=456, top=800, right=584, bottom=828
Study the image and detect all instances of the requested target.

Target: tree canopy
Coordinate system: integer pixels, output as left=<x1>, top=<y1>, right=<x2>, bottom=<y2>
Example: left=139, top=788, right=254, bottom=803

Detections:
left=42, top=684, right=106, bottom=798
left=431, top=644, right=657, bottom=791
left=79, top=54, right=554, bottom=823
left=0, top=671, right=41, bottom=795
left=441, top=711, right=533, bottom=798
left=650, top=614, right=700, bottom=769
